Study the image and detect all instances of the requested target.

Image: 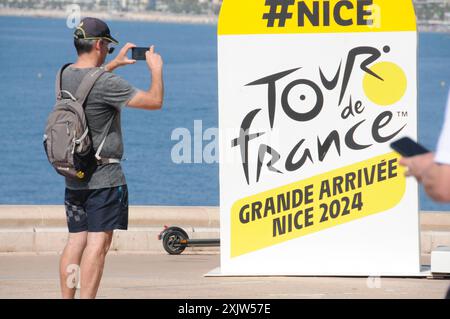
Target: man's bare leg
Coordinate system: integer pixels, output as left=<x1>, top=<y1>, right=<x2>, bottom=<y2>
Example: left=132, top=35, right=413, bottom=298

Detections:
left=59, top=231, right=88, bottom=299
left=79, top=231, right=113, bottom=299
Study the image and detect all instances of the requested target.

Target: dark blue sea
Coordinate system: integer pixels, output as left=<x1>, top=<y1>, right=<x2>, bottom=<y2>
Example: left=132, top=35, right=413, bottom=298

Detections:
left=0, top=16, right=449, bottom=211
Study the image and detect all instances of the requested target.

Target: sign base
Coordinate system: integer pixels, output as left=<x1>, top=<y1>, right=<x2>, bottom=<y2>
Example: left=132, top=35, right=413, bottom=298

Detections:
left=205, top=266, right=433, bottom=278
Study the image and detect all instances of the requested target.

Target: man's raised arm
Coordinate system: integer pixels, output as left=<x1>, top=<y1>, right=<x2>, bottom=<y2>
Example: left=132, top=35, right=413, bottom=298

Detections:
left=127, top=45, right=164, bottom=111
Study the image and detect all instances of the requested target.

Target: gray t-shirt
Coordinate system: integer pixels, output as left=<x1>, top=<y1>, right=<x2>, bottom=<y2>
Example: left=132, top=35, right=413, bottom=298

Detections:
left=61, top=65, right=138, bottom=190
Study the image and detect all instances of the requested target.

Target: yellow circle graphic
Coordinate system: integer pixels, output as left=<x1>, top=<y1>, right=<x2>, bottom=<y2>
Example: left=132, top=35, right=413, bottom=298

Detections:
left=363, top=62, right=407, bottom=106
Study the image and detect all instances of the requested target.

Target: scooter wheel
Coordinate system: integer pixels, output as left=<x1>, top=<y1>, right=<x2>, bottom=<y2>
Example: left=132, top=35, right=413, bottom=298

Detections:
left=162, top=227, right=189, bottom=255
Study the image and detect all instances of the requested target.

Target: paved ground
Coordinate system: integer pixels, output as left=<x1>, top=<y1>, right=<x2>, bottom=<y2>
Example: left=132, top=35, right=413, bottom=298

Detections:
left=0, top=253, right=449, bottom=299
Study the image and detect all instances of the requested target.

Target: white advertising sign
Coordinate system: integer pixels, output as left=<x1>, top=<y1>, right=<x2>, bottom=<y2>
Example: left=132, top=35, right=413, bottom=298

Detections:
left=217, top=0, right=420, bottom=275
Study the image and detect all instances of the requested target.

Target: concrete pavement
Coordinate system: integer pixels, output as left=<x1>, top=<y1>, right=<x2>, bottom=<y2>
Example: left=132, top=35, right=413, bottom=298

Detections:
left=0, top=206, right=449, bottom=299
left=0, top=252, right=449, bottom=299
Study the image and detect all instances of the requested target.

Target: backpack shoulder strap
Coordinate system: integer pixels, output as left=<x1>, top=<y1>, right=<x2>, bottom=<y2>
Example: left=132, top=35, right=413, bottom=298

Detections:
left=95, top=112, right=117, bottom=161
left=55, top=63, right=73, bottom=100
left=74, top=67, right=107, bottom=106
left=72, top=66, right=117, bottom=161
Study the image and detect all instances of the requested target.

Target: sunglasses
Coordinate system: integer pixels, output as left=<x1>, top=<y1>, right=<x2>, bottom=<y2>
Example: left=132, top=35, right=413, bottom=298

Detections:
left=99, top=39, right=115, bottom=54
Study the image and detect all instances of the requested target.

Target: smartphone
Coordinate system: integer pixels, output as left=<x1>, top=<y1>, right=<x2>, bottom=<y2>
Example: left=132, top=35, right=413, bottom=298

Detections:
left=390, top=137, right=430, bottom=157
left=131, top=47, right=149, bottom=60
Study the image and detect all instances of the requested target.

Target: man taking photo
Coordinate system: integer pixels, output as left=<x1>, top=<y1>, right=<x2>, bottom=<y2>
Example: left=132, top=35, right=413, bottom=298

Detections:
left=58, top=17, right=164, bottom=299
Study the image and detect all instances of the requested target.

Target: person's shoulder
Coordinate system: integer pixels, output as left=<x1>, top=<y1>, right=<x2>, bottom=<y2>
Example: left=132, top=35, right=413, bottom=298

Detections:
left=61, top=66, right=93, bottom=82
left=97, top=69, right=116, bottom=81
left=97, top=70, right=128, bottom=86
left=60, top=65, right=76, bottom=78
left=97, top=70, right=134, bottom=92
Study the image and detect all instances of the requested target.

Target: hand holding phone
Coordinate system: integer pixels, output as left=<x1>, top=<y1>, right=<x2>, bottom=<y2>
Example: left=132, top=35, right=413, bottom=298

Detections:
left=145, top=46, right=163, bottom=73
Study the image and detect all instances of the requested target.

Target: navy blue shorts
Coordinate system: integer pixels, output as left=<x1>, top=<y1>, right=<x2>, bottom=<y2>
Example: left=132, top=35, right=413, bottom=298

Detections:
left=64, top=185, right=129, bottom=233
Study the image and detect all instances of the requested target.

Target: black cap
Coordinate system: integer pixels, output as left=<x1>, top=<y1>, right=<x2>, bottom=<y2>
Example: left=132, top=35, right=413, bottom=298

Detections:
left=74, top=17, right=119, bottom=45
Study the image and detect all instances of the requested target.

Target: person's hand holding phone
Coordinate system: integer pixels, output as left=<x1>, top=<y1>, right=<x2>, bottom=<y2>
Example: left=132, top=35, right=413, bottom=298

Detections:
left=122, top=44, right=164, bottom=111
left=145, top=45, right=163, bottom=75
left=399, top=153, right=434, bottom=182
left=105, top=42, right=137, bottom=72
left=391, top=137, right=434, bottom=181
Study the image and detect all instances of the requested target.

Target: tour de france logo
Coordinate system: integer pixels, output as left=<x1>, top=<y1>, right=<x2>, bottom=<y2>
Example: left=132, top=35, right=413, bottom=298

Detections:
left=231, top=44, right=409, bottom=185
left=228, top=45, right=411, bottom=257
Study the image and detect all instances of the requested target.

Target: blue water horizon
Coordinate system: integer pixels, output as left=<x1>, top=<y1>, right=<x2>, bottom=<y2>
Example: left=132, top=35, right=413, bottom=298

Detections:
left=0, top=16, right=449, bottom=211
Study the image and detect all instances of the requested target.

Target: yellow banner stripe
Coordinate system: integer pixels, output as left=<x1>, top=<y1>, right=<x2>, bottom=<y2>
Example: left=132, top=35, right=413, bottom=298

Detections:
left=218, top=0, right=416, bottom=35
left=230, top=152, right=406, bottom=257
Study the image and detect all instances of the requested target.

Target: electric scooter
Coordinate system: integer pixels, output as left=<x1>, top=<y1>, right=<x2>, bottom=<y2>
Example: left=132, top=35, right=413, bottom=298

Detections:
left=158, top=226, right=220, bottom=255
